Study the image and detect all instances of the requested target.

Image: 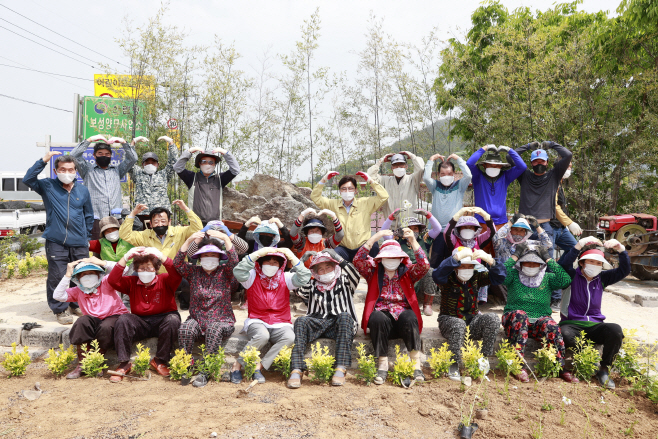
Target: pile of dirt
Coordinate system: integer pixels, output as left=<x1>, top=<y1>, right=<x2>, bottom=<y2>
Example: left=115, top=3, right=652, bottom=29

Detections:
left=1, top=364, right=656, bottom=438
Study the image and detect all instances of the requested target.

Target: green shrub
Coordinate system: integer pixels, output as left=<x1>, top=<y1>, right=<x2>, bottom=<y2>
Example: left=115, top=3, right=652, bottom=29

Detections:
left=534, top=339, right=561, bottom=378
left=197, top=344, right=226, bottom=381
left=355, top=343, right=377, bottom=385
left=132, top=343, right=151, bottom=377
left=613, top=328, right=641, bottom=378
left=2, top=343, right=31, bottom=377
left=169, top=348, right=193, bottom=380
left=461, top=327, right=485, bottom=380
left=390, top=345, right=415, bottom=386
left=80, top=340, right=106, bottom=378
left=240, top=346, right=262, bottom=381
left=44, top=344, right=76, bottom=378
left=272, top=344, right=293, bottom=379
left=304, top=342, right=335, bottom=383
left=572, top=331, right=601, bottom=382
left=428, top=342, right=455, bottom=378
left=496, top=339, right=523, bottom=377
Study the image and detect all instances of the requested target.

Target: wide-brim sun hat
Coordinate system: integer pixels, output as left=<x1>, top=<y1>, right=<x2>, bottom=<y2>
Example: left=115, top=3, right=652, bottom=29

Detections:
left=309, top=251, right=340, bottom=270
left=374, top=239, right=411, bottom=265
left=455, top=215, right=482, bottom=233
left=191, top=244, right=228, bottom=260
left=72, top=263, right=105, bottom=278
left=480, top=149, right=511, bottom=168
left=302, top=218, right=327, bottom=234
left=511, top=218, right=532, bottom=231
left=194, top=151, right=222, bottom=168
left=517, top=250, right=545, bottom=265
left=405, top=217, right=427, bottom=234
left=579, top=248, right=612, bottom=270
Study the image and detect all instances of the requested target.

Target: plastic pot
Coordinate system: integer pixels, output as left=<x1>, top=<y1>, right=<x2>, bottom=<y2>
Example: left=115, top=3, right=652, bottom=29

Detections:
left=458, top=422, right=479, bottom=439
left=180, top=375, right=191, bottom=386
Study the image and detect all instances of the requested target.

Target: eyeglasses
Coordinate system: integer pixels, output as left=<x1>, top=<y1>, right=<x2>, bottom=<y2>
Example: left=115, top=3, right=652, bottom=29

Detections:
left=200, top=160, right=216, bottom=165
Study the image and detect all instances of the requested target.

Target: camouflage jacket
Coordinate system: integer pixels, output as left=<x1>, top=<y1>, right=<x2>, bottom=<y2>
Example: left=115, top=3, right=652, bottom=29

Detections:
left=130, top=143, right=179, bottom=214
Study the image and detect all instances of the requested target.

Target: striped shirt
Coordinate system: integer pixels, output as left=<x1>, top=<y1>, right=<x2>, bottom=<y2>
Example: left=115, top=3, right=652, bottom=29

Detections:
left=296, top=262, right=361, bottom=335
left=70, top=140, right=138, bottom=219
left=187, top=235, right=249, bottom=257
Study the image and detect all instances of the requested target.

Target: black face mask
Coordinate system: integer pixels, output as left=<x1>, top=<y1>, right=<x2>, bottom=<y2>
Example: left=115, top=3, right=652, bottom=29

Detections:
left=153, top=225, right=169, bottom=236
left=533, top=164, right=547, bottom=174
left=259, top=235, right=274, bottom=247
left=95, top=156, right=112, bottom=167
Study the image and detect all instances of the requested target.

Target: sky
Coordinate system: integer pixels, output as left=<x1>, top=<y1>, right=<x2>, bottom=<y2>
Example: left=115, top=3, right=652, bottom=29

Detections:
left=0, top=0, right=621, bottom=176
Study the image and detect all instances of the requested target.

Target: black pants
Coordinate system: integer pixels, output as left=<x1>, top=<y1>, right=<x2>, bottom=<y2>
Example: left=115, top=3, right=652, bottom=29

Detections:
left=69, top=314, right=121, bottom=351
left=368, top=309, right=421, bottom=357
left=334, top=242, right=380, bottom=263
left=177, top=278, right=190, bottom=309
left=561, top=322, right=624, bottom=367
left=114, top=311, right=181, bottom=363
left=45, top=240, right=88, bottom=314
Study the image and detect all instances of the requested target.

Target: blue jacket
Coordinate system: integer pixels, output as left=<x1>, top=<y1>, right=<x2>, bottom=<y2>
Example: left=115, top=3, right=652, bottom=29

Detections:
left=23, top=159, right=94, bottom=248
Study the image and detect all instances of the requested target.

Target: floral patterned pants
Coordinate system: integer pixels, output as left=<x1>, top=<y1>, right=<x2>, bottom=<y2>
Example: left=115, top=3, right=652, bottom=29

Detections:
left=501, top=310, right=566, bottom=365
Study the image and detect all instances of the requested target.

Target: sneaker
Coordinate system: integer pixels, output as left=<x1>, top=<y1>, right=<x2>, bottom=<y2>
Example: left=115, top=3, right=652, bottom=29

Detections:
left=596, top=366, right=615, bottom=389
left=423, top=304, right=433, bottom=316
left=374, top=369, right=388, bottom=385
left=287, top=370, right=302, bottom=389
left=448, top=364, right=461, bottom=382
left=414, top=369, right=425, bottom=382
left=56, top=310, right=73, bottom=325
left=550, top=300, right=561, bottom=313
left=560, top=371, right=579, bottom=384
left=230, top=369, right=243, bottom=384
left=66, top=364, right=83, bottom=379
left=193, top=372, right=208, bottom=388
left=69, top=306, right=84, bottom=317
left=252, top=370, right=266, bottom=384
left=515, top=369, right=530, bottom=383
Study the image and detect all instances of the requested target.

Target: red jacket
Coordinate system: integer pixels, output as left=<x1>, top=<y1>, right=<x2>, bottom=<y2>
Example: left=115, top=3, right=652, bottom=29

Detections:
left=361, top=267, right=423, bottom=334
left=108, top=258, right=181, bottom=316
left=246, top=271, right=291, bottom=325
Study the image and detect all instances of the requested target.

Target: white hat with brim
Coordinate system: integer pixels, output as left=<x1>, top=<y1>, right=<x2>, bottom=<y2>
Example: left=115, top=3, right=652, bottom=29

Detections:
left=579, top=249, right=612, bottom=270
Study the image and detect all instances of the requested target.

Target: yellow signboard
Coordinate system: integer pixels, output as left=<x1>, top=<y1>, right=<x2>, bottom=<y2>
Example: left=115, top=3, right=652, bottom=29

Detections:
left=94, top=74, right=154, bottom=99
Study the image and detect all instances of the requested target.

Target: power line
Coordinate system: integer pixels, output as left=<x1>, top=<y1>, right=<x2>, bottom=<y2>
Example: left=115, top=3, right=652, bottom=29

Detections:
left=0, top=93, right=72, bottom=113
left=0, top=18, right=100, bottom=66
left=0, top=55, right=85, bottom=89
left=0, top=24, right=95, bottom=68
left=0, top=63, right=93, bottom=81
left=0, top=4, right=129, bottom=69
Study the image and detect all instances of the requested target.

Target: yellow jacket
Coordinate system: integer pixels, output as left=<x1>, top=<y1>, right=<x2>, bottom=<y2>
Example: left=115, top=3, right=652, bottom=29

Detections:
left=119, top=209, right=203, bottom=272
left=555, top=189, right=573, bottom=227
left=311, top=181, right=388, bottom=249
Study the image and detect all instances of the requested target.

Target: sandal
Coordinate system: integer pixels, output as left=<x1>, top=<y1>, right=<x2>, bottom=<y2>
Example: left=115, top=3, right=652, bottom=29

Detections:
left=374, top=369, right=388, bottom=385
left=287, top=370, right=302, bottom=389
left=515, top=369, right=530, bottom=383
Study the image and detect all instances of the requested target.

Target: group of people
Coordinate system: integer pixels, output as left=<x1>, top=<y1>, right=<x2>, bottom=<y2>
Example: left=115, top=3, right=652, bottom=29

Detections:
left=24, top=136, right=629, bottom=389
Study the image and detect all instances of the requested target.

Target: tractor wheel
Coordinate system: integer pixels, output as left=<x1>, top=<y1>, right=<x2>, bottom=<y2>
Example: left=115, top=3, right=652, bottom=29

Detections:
left=615, top=224, right=649, bottom=256
left=631, top=264, right=658, bottom=281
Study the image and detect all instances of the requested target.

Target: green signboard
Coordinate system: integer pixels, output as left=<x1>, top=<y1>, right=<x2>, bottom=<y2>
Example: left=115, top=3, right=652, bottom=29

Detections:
left=82, top=96, right=146, bottom=139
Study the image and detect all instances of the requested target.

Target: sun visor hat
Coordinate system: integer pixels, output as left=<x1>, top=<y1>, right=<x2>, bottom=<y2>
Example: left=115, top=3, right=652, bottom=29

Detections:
left=191, top=244, right=228, bottom=260
left=511, top=218, right=532, bottom=231
left=579, top=249, right=612, bottom=270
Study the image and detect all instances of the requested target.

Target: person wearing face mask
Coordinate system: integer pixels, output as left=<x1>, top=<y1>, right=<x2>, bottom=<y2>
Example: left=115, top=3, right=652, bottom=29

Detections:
left=493, top=214, right=552, bottom=264
left=173, top=145, right=240, bottom=225
left=311, top=171, right=388, bottom=262
left=433, top=247, right=505, bottom=381
left=238, top=217, right=294, bottom=254
left=466, top=144, right=527, bottom=236
left=24, top=150, right=94, bottom=325
left=290, top=208, right=344, bottom=269
left=53, top=256, right=128, bottom=379
left=502, top=242, right=577, bottom=384
left=354, top=228, right=430, bottom=385
left=288, top=249, right=360, bottom=388
left=88, top=216, right=134, bottom=261
left=108, top=247, right=183, bottom=382
left=380, top=208, right=443, bottom=316
left=119, top=200, right=202, bottom=276
left=557, top=237, right=630, bottom=389
left=366, top=151, right=425, bottom=218
left=174, top=231, right=238, bottom=387
left=70, top=134, right=138, bottom=240
left=423, top=153, right=472, bottom=228
left=231, top=246, right=311, bottom=384
left=129, top=136, right=180, bottom=221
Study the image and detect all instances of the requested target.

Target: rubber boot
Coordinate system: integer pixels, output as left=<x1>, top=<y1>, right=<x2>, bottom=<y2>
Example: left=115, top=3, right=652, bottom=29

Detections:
left=66, top=345, right=85, bottom=379
left=423, top=294, right=434, bottom=316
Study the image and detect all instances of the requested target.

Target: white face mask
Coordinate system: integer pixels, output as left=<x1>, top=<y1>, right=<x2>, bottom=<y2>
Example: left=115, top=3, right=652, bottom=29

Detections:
left=261, top=264, right=279, bottom=277
left=563, top=169, right=572, bottom=179
left=143, top=164, right=157, bottom=175
left=138, top=271, right=156, bottom=284
left=57, top=172, right=76, bottom=184
left=457, top=268, right=474, bottom=282
left=583, top=263, right=603, bottom=278
left=522, top=266, right=541, bottom=277
left=393, top=168, right=407, bottom=178
left=340, top=191, right=355, bottom=202
left=460, top=229, right=476, bottom=240
left=381, top=258, right=401, bottom=271
left=317, top=271, right=336, bottom=284
left=200, top=164, right=215, bottom=175
left=439, top=175, right=454, bottom=186
left=104, top=231, right=120, bottom=242
left=200, top=257, right=220, bottom=271
left=510, top=233, right=525, bottom=243
left=485, top=167, right=501, bottom=178
left=307, top=233, right=323, bottom=244
left=79, top=274, right=99, bottom=289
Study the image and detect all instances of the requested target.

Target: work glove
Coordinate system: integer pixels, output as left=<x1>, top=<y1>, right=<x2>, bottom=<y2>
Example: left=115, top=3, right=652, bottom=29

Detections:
left=527, top=141, right=539, bottom=150
left=145, top=247, right=164, bottom=261
left=413, top=209, right=432, bottom=219
left=212, top=147, right=227, bottom=155
left=245, top=216, right=261, bottom=228
left=541, top=140, right=554, bottom=150
left=87, top=134, right=108, bottom=143
left=567, top=222, right=583, bottom=236
left=524, top=215, right=539, bottom=229
left=604, top=239, right=625, bottom=253
left=321, top=248, right=343, bottom=263
left=124, top=247, right=144, bottom=261
left=511, top=212, right=525, bottom=224
left=107, top=137, right=126, bottom=144
left=157, top=136, right=174, bottom=145
left=269, top=217, right=284, bottom=229
left=300, top=251, right=317, bottom=263
left=388, top=208, right=401, bottom=221
left=251, top=247, right=272, bottom=260
left=299, top=208, right=317, bottom=219
left=471, top=207, right=490, bottom=221
left=453, top=247, right=473, bottom=262
left=472, top=249, right=494, bottom=266
left=452, top=207, right=469, bottom=222
left=497, top=145, right=510, bottom=152
left=321, top=171, right=339, bottom=183
left=132, top=136, right=149, bottom=145
left=577, top=236, right=602, bottom=248
left=318, top=209, right=337, bottom=220
left=513, top=242, right=529, bottom=259
left=537, top=245, right=551, bottom=262
left=355, top=171, right=369, bottom=182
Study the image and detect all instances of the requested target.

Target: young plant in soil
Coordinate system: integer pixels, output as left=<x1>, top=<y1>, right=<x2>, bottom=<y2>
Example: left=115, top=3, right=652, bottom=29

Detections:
left=428, top=342, right=454, bottom=379
left=534, top=339, right=561, bottom=378
left=355, top=343, right=377, bottom=385
left=132, top=343, right=151, bottom=377
left=197, top=344, right=226, bottom=381
left=390, top=345, right=415, bottom=387
left=80, top=340, right=106, bottom=378
left=304, top=342, right=335, bottom=383
left=1, top=343, right=31, bottom=377
left=44, top=344, right=76, bottom=378
left=620, top=420, right=638, bottom=437
left=613, top=328, right=642, bottom=379
left=572, top=331, right=601, bottom=382
left=530, top=414, right=544, bottom=439
left=272, top=344, right=293, bottom=379
left=459, top=375, right=488, bottom=434
left=461, top=327, right=485, bottom=380
left=496, top=340, right=523, bottom=377
left=169, top=348, right=193, bottom=381
left=240, top=346, right=262, bottom=381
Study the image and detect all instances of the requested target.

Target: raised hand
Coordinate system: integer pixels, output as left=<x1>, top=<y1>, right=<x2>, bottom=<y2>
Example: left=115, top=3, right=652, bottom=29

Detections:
left=87, top=134, right=108, bottom=143
left=131, top=136, right=149, bottom=146
left=145, top=247, right=165, bottom=262
left=524, top=215, right=539, bottom=229
left=527, top=141, right=540, bottom=150
left=497, top=145, right=510, bottom=152
left=269, top=217, right=284, bottom=229
left=482, top=144, right=496, bottom=151
left=402, top=227, right=416, bottom=244
left=429, top=153, right=445, bottom=162
left=453, top=247, right=473, bottom=262
left=604, top=239, right=625, bottom=253
left=43, top=151, right=62, bottom=163
left=299, top=208, right=317, bottom=221
left=537, top=245, right=551, bottom=262
left=124, top=247, right=145, bottom=261
left=567, top=222, right=583, bottom=236
left=245, top=216, right=261, bottom=228
left=472, top=249, right=494, bottom=266
left=300, top=251, right=317, bottom=263
left=471, top=207, right=491, bottom=221
left=188, top=231, right=205, bottom=243
left=318, top=209, right=337, bottom=220
left=321, top=171, right=339, bottom=183
left=512, top=242, right=529, bottom=259
left=541, top=140, right=554, bottom=150
left=172, top=199, right=189, bottom=211
left=356, top=171, right=369, bottom=182
left=212, top=147, right=227, bottom=155
left=131, top=204, right=148, bottom=217
left=511, top=212, right=525, bottom=224
left=188, top=146, right=204, bottom=154
left=206, top=230, right=229, bottom=243
left=447, top=153, right=460, bottom=162
left=577, top=236, right=602, bottom=249
left=65, top=260, right=83, bottom=277
left=413, top=209, right=431, bottom=219
left=107, top=137, right=126, bottom=145
left=157, top=136, right=174, bottom=145
left=382, top=153, right=394, bottom=163
left=452, top=207, right=469, bottom=222
left=388, top=208, right=402, bottom=221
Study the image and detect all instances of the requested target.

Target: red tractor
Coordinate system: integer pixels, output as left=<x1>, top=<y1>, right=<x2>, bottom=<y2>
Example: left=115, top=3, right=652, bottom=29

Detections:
left=598, top=213, right=658, bottom=280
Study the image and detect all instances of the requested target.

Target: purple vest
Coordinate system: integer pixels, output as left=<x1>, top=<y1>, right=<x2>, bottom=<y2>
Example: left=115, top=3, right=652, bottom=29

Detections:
left=564, top=268, right=606, bottom=323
